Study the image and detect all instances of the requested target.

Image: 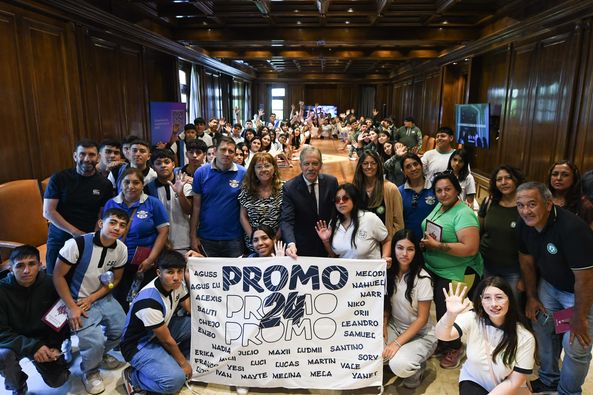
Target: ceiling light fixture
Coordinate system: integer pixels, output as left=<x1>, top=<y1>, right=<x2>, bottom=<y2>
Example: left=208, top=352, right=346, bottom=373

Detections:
left=345, top=20, right=350, bottom=24
left=294, top=9, right=299, bottom=13
left=297, top=20, right=302, bottom=25
left=442, top=20, right=448, bottom=24
left=347, top=8, right=353, bottom=13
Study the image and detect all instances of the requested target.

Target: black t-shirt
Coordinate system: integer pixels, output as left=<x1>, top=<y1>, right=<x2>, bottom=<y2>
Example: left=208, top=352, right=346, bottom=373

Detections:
left=518, top=206, right=593, bottom=292
left=44, top=168, right=114, bottom=232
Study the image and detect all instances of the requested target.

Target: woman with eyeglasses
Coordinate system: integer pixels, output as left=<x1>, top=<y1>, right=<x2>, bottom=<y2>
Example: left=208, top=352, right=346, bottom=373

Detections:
left=479, top=164, right=525, bottom=303
left=239, top=152, right=283, bottom=254
left=397, top=153, right=437, bottom=240
left=353, top=150, right=404, bottom=243
left=315, top=183, right=390, bottom=262
left=436, top=277, right=535, bottom=395
left=421, top=171, right=483, bottom=370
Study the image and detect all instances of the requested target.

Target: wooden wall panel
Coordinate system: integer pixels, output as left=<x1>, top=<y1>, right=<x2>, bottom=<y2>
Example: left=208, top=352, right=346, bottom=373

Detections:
left=21, top=16, right=81, bottom=176
left=0, top=10, right=34, bottom=181
left=525, top=34, right=578, bottom=181
left=120, top=46, right=147, bottom=137
left=304, top=85, right=338, bottom=106
left=440, top=65, right=467, bottom=129
left=422, top=72, right=442, bottom=135
left=574, top=24, right=593, bottom=172
left=498, top=44, right=535, bottom=171
left=469, top=49, right=510, bottom=175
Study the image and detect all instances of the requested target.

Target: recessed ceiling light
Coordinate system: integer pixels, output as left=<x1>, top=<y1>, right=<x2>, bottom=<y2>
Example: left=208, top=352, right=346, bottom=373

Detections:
left=202, top=21, right=208, bottom=26
left=296, top=20, right=302, bottom=25
left=453, top=62, right=457, bottom=65
left=464, top=58, right=469, bottom=61
left=345, top=20, right=350, bottom=24
left=442, top=20, right=448, bottom=24
left=347, top=8, right=354, bottom=13
left=294, top=9, right=299, bottom=13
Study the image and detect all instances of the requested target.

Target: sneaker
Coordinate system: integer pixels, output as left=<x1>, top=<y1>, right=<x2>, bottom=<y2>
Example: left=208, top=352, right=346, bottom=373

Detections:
left=236, top=387, right=249, bottom=395
left=439, top=346, right=465, bottom=369
left=529, top=378, right=558, bottom=394
left=101, top=353, right=124, bottom=370
left=82, top=371, right=105, bottom=394
left=62, top=338, right=73, bottom=365
left=12, top=382, right=27, bottom=395
left=122, top=367, right=146, bottom=395
left=402, top=362, right=426, bottom=389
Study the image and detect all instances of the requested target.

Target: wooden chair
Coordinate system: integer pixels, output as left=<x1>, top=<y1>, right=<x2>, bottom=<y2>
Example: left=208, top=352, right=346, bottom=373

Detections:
left=40, top=176, right=50, bottom=195
left=0, top=179, right=48, bottom=269
left=425, top=136, right=436, bottom=151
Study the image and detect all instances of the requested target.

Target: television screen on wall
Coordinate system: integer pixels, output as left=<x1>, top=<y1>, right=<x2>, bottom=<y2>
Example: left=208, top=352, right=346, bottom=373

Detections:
left=305, top=105, right=338, bottom=118
left=455, top=103, right=490, bottom=148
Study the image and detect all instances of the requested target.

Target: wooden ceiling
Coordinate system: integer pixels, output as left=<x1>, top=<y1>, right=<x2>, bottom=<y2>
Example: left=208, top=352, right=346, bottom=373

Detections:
left=103, top=0, right=548, bottom=77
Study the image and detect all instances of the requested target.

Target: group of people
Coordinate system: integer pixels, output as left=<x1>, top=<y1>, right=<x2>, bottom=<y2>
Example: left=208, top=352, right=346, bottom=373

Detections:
left=2, top=107, right=593, bottom=395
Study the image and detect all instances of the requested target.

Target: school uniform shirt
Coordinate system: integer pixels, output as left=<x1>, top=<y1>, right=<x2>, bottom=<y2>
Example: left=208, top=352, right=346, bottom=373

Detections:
left=103, top=193, right=169, bottom=263
left=454, top=311, right=535, bottom=392
left=331, top=211, right=388, bottom=259
left=459, top=174, right=476, bottom=201
left=389, top=269, right=434, bottom=336
left=145, top=179, right=193, bottom=251
left=120, top=277, right=189, bottom=361
left=58, top=231, right=127, bottom=299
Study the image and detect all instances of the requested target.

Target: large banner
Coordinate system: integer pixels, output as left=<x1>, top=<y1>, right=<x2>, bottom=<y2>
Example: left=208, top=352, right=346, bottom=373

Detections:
left=188, top=257, right=385, bottom=390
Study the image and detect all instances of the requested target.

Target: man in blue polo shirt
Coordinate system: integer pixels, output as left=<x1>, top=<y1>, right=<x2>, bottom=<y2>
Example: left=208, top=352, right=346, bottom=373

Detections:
left=517, top=181, right=593, bottom=395
left=190, top=136, right=246, bottom=257
left=53, top=208, right=129, bottom=394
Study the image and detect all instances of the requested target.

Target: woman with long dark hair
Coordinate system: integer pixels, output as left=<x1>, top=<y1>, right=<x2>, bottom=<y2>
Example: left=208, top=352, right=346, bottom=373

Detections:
left=547, top=160, right=582, bottom=214
left=479, top=164, right=525, bottom=302
left=353, top=150, right=403, bottom=242
left=383, top=229, right=437, bottom=389
left=315, top=183, right=390, bottom=260
left=447, top=148, right=476, bottom=207
left=436, top=277, right=536, bottom=394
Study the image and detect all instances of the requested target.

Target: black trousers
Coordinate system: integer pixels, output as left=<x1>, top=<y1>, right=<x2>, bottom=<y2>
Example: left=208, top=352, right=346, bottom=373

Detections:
left=459, top=380, right=489, bottom=395
left=0, top=348, right=69, bottom=391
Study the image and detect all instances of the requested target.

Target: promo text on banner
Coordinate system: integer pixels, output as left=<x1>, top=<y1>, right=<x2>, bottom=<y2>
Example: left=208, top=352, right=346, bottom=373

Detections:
left=188, top=256, right=385, bottom=390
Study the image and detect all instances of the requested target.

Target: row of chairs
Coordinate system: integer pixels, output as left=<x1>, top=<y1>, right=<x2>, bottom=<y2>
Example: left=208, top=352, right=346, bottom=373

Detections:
left=0, top=178, right=49, bottom=270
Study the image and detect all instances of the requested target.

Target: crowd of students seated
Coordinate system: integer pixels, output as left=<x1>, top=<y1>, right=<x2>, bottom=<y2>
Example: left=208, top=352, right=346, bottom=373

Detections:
left=2, top=104, right=593, bottom=395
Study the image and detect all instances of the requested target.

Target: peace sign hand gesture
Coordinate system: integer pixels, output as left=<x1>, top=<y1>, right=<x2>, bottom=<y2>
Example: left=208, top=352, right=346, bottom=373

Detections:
left=443, top=282, right=470, bottom=316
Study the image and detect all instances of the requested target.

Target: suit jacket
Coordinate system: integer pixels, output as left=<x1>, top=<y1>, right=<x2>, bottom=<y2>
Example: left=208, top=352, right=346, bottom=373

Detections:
left=281, top=173, right=338, bottom=257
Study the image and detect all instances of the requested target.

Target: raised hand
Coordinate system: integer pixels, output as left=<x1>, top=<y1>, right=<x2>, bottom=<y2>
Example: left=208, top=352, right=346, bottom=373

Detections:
left=315, top=220, right=332, bottom=242
left=443, top=282, right=470, bottom=316
left=274, top=240, right=286, bottom=257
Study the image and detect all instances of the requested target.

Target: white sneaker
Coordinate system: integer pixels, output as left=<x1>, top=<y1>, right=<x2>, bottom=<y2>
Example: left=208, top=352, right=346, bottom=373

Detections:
left=236, top=387, right=249, bottom=395
left=82, top=371, right=105, bottom=394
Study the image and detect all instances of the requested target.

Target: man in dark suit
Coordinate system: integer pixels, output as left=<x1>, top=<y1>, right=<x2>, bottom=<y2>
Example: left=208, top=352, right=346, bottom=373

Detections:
left=281, top=146, right=338, bottom=257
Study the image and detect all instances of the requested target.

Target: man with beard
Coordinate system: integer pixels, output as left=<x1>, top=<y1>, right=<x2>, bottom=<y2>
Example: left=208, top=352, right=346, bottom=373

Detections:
left=43, top=139, right=113, bottom=274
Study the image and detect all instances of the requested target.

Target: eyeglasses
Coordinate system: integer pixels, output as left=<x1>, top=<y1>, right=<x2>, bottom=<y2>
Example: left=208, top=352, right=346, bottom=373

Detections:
left=335, top=195, right=351, bottom=204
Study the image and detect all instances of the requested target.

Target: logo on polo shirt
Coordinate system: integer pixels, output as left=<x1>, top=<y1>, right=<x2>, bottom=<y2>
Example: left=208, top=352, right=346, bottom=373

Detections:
left=136, top=210, right=148, bottom=219
left=92, top=189, right=100, bottom=195
left=229, top=179, right=239, bottom=188
left=425, top=196, right=436, bottom=205
left=510, top=221, right=516, bottom=228
left=547, top=243, right=558, bottom=255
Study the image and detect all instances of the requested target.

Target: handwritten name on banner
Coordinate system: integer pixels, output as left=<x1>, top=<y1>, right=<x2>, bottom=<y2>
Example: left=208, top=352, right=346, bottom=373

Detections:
left=188, top=257, right=385, bottom=390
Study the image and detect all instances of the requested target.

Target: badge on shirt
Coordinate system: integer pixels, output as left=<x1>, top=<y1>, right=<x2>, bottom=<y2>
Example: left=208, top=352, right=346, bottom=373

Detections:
left=547, top=243, right=558, bottom=255
left=425, top=196, right=436, bottom=205
left=136, top=210, right=149, bottom=219
left=92, top=189, right=100, bottom=195
left=229, top=179, right=239, bottom=188
left=510, top=221, right=517, bottom=228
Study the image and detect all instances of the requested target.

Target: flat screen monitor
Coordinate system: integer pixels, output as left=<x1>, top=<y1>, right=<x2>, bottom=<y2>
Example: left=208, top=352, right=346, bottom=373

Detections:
left=455, top=103, right=490, bottom=148
left=305, top=105, right=338, bottom=118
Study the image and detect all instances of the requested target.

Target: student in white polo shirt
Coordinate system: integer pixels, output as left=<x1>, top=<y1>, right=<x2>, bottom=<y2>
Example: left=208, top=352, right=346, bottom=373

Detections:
left=53, top=208, right=130, bottom=394
left=436, top=277, right=536, bottom=394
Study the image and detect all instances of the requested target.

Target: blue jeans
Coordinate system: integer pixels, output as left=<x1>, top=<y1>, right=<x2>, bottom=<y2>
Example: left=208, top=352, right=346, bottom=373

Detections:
left=533, top=280, right=593, bottom=395
left=77, top=294, right=126, bottom=373
left=128, top=315, right=191, bottom=393
left=200, top=238, right=244, bottom=257
left=45, top=225, right=72, bottom=274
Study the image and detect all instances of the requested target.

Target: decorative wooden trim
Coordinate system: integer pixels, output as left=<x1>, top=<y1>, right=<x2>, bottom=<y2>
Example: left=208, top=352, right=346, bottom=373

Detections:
left=12, top=0, right=255, bottom=80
